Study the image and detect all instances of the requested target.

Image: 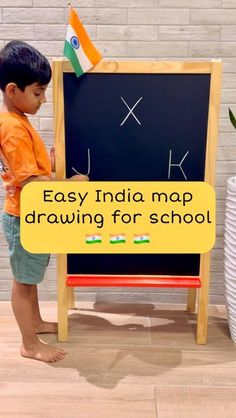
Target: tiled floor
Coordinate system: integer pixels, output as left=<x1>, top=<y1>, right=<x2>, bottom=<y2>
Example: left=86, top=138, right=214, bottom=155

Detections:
left=0, top=301, right=236, bottom=418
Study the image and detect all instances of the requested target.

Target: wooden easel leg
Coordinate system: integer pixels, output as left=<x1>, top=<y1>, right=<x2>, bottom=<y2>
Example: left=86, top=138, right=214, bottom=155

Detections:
left=197, top=286, right=208, bottom=344
left=57, top=254, right=68, bottom=342
left=187, top=288, right=197, bottom=313
left=67, top=287, right=75, bottom=309
left=58, top=285, right=68, bottom=342
left=196, top=253, right=210, bottom=345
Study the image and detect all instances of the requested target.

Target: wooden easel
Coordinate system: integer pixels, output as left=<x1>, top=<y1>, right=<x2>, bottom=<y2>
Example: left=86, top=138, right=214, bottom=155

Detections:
left=53, top=59, right=222, bottom=344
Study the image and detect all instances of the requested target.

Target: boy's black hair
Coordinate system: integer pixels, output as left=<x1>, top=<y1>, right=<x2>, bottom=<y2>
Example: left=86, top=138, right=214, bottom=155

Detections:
left=0, top=40, right=51, bottom=91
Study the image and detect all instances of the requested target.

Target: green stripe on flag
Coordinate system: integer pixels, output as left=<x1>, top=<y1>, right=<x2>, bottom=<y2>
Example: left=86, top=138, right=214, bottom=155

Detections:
left=134, top=239, right=150, bottom=244
left=86, top=240, right=101, bottom=244
left=63, top=40, right=84, bottom=78
left=110, top=239, right=126, bottom=244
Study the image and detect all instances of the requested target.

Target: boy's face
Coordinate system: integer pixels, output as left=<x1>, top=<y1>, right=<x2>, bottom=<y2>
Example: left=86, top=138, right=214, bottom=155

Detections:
left=6, top=82, right=48, bottom=115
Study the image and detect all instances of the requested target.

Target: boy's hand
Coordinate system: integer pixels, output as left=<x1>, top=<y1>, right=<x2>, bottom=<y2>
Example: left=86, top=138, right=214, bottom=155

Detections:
left=70, top=174, right=89, bottom=182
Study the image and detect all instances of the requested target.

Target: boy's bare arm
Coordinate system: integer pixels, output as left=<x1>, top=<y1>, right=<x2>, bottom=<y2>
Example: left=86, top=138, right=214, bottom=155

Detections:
left=20, top=146, right=89, bottom=187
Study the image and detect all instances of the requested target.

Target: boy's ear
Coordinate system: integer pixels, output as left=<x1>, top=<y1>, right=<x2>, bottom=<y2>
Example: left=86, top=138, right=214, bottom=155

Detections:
left=5, top=83, right=18, bottom=99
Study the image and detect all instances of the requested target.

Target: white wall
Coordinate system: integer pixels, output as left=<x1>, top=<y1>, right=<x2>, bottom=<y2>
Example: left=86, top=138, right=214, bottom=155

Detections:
left=1, top=0, right=235, bottom=304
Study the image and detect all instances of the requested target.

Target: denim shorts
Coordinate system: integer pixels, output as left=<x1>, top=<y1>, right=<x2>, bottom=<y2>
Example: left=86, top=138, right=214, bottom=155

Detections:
left=1, top=212, right=50, bottom=285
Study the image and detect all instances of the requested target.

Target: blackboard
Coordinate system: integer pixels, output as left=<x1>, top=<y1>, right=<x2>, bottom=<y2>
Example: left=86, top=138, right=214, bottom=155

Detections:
left=63, top=71, right=211, bottom=277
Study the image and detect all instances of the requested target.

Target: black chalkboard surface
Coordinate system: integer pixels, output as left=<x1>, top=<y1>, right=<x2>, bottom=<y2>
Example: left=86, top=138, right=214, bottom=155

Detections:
left=63, top=72, right=211, bottom=276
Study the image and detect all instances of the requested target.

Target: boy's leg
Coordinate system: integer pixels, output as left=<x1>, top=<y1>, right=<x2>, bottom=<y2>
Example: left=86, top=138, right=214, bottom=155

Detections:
left=31, top=285, right=57, bottom=334
left=11, top=278, right=66, bottom=362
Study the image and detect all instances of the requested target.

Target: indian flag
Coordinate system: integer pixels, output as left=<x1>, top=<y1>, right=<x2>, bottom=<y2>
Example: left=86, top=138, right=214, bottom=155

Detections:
left=86, top=234, right=102, bottom=244
left=134, top=234, right=150, bottom=244
left=64, top=7, right=102, bottom=78
left=110, top=234, right=126, bottom=244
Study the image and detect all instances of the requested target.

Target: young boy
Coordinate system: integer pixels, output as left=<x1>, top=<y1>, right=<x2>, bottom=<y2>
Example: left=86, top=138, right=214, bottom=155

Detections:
left=0, top=41, right=88, bottom=362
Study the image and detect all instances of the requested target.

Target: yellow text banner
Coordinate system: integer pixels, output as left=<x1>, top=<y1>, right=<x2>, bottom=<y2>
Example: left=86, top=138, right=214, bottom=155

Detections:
left=20, top=181, right=215, bottom=254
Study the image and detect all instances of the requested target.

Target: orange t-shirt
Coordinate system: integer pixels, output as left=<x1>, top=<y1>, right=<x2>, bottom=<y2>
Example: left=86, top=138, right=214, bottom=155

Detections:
left=0, top=112, right=51, bottom=216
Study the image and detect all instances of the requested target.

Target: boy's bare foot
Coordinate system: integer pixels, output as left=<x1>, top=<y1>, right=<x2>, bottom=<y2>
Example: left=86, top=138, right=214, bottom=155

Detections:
left=20, top=340, right=66, bottom=363
left=35, top=321, right=58, bottom=334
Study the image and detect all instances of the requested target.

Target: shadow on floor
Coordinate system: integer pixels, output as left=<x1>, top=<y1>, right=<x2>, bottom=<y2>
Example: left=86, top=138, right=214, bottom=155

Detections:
left=42, top=303, right=234, bottom=389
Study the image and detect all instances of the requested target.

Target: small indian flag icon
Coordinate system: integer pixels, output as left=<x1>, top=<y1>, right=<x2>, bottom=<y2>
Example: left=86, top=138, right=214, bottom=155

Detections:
left=133, top=234, right=150, bottom=244
left=110, top=234, right=126, bottom=244
left=85, top=234, right=102, bottom=244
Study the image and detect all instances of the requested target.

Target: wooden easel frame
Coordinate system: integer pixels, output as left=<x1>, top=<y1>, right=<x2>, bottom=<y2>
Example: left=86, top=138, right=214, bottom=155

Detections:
left=53, top=59, right=222, bottom=344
